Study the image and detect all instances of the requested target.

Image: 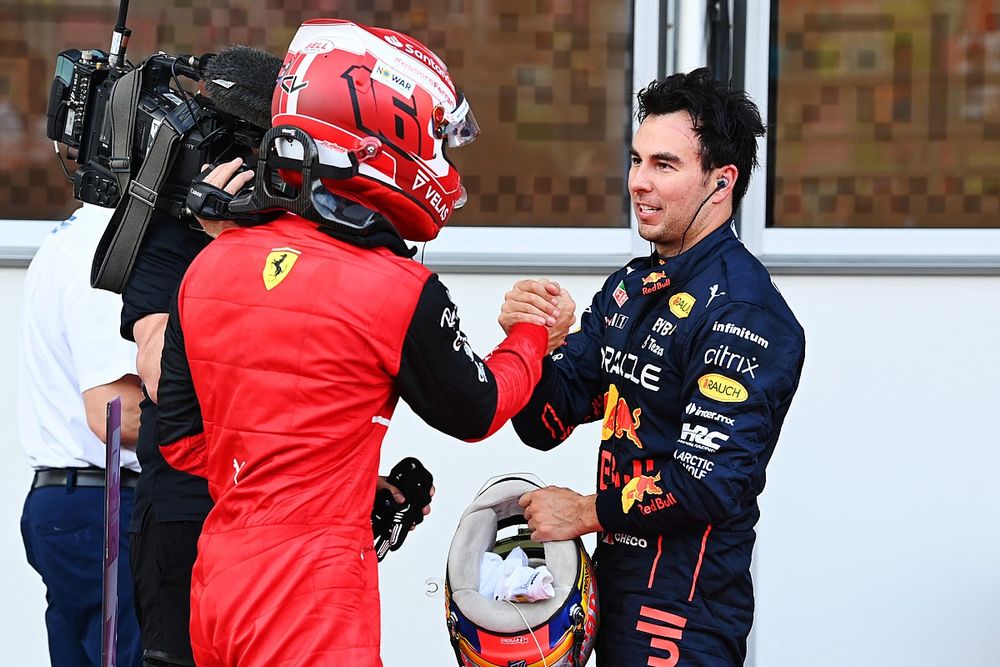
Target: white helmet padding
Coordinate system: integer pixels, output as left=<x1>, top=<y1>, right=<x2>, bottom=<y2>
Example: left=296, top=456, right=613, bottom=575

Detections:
left=446, top=474, right=582, bottom=633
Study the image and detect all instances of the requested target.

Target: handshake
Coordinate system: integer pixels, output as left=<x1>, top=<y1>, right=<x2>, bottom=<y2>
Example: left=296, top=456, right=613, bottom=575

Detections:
left=499, top=278, right=577, bottom=354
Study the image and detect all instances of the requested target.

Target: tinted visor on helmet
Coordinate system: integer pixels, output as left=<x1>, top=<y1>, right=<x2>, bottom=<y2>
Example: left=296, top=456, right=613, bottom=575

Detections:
left=442, top=94, right=481, bottom=148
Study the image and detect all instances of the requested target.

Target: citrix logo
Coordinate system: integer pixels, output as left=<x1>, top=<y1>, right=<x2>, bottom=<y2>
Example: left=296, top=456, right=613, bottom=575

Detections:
left=703, top=343, right=758, bottom=378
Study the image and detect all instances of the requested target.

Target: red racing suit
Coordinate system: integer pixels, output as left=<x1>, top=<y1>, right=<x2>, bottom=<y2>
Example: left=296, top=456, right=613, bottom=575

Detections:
left=156, top=212, right=547, bottom=667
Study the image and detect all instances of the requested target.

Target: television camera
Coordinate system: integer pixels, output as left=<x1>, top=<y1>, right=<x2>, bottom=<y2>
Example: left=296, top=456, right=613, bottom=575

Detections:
left=44, top=0, right=277, bottom=291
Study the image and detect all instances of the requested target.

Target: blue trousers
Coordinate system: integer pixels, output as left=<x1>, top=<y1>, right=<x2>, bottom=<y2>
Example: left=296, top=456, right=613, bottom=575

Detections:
left=21, top=482, right=142, bottom=667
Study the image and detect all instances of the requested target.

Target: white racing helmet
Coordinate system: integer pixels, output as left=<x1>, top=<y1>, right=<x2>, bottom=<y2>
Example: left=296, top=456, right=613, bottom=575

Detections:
left=445, top=474, right=599, bottom=667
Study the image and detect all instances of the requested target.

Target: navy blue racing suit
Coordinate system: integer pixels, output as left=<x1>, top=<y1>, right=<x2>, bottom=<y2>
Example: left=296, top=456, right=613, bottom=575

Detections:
left=513, top=222, right=805, bottom=666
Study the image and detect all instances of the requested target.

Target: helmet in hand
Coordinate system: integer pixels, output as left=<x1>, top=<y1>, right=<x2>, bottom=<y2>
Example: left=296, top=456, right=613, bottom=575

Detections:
left=445, top=474, right=599, bottom=667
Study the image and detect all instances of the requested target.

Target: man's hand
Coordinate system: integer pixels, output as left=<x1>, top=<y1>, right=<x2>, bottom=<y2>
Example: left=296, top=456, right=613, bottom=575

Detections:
left=500, top=279, right=560, bottom=330
left=372, top=471, right=435, bottom=561
left=548, top=287, right=576, bottom=353
left=518, top=486, right=602, bottom=542
left=376, top=476, right=435, bottom=526
left=194, top=157, right=254, bottom=238
left=500, top=279, right=577, bottom=352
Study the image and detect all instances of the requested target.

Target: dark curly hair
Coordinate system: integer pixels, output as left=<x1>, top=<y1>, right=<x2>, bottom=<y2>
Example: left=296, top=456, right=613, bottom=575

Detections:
left=636, top=68, right=765, bottom=212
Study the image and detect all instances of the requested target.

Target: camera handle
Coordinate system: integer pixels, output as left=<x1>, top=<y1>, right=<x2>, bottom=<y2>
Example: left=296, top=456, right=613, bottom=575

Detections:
left=109, top=0, right=131, bottom=68
left=91, top=64, right=186, bottom=293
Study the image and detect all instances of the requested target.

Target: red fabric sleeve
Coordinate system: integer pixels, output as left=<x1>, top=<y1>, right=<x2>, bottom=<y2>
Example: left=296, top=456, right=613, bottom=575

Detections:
left=161, top=432, right=209, bottom=478
left=474, top=323, right=549, bottom=441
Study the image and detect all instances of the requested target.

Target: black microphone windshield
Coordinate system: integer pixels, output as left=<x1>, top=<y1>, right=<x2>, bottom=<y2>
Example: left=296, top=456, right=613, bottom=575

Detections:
left=204, top=45, right=282, bottom=130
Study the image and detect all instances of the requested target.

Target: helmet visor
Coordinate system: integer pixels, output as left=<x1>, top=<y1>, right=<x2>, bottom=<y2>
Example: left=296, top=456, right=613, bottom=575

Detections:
left=443, top=94, right=481, bottom=148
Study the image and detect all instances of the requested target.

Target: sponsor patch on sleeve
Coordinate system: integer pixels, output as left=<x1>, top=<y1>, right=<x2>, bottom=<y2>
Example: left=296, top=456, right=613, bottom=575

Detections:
left=697, top=373, right=747, bottom=403
left=669, top=292, right=695, bottom=318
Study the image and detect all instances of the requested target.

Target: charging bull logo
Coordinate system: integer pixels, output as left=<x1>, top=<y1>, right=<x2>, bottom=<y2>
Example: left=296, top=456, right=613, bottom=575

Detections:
left=601, top=384, right=642, bottom=449
left=621, top=472, right=663, bottom=514
left=641, top=271, right=670, bottom=295
left=262, top=247, right=301, bottom=291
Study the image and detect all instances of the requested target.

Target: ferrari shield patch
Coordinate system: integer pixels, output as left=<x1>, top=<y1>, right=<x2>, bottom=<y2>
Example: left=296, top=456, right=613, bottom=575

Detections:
left=262, top=247, right=301, bottom=291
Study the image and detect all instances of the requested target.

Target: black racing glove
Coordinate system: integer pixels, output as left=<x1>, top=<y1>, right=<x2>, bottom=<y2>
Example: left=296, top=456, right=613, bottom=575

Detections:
left=372, top=457, right=433, bottom=562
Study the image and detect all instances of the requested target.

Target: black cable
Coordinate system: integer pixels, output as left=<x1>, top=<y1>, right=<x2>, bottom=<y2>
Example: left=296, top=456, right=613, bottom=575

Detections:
left=170, top=58, right=207, bottom=138
left=53, top=141, right=74, bottom=183
left=674, top=183, right=720, bottom=257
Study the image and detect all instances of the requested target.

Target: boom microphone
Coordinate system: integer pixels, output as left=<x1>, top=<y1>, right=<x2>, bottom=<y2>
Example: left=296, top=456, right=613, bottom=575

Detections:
left=204, top=45, right=283, bottom=130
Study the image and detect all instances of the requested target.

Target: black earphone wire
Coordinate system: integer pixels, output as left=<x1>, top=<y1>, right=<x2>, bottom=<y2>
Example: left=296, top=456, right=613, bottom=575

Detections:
left=674, top=179, right=725, bottom=257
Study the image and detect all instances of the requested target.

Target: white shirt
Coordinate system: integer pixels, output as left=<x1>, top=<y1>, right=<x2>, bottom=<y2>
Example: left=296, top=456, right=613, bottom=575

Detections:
left=17, top=204, right=141, bottom=471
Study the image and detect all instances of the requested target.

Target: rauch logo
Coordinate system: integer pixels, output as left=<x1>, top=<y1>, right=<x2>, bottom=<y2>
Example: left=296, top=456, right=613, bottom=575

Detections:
left=697, top=373, right=747, bottom=403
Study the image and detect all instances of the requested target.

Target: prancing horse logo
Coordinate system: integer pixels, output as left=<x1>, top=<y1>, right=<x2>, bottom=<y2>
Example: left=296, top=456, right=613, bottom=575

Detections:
left=262, top=247, right=301, bottom=290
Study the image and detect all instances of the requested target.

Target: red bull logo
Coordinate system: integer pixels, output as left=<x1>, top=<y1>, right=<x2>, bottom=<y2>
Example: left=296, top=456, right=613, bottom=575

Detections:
left=642, top=271, right=668, bottom=285
left=601, top=384, right=642, bottom=449
left=620, top=472, right=663, bottom=513
left=641, top=271, right=670, bottom=295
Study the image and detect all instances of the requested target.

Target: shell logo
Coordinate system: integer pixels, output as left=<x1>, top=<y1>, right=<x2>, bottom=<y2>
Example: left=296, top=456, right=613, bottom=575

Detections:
left=669, top=292, right=696, bottom=319
left=697, top=373, right=747, bottom=403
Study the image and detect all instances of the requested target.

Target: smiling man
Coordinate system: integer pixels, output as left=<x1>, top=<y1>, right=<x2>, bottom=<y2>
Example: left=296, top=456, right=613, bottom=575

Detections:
left=502, top=68, right=807, bottom=666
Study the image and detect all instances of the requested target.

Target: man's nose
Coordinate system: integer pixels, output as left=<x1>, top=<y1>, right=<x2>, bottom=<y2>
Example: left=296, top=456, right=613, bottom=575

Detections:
left=629, top=167, right=652, bottom=193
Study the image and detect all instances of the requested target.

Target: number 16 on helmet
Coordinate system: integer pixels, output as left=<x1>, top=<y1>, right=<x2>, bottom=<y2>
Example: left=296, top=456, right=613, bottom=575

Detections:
left=271, top=19, right=480, bottom=242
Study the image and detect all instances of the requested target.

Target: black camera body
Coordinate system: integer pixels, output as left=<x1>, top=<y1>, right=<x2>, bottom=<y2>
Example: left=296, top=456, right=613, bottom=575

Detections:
left=44, top=5, right=284, bottom=293
left=46, top=47, right=263, bottom=215
left=46, top=49, right=115, bottom=187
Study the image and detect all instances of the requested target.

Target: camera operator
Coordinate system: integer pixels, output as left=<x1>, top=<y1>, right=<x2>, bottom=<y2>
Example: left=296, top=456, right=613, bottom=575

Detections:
left=122, top=211, right=217, bottom=666
left=43, top=28, right=279, bottom=665
left=120, top=157, right=247, bottom=667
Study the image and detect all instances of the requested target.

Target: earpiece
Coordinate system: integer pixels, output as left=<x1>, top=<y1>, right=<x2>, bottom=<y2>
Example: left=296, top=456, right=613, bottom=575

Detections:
left=716, top=178, right=728, bottom=190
